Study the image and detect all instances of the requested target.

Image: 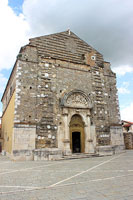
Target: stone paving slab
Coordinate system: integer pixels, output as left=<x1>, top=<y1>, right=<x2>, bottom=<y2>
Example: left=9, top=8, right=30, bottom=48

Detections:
left=0, top=151, right=133, bottom=200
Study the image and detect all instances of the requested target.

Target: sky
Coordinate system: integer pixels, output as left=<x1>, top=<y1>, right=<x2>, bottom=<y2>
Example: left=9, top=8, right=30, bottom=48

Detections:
left=0, top=0, right=133, bottom=121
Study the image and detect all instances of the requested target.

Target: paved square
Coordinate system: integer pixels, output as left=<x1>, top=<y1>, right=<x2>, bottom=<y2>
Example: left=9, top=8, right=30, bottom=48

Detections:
left=0, top=151, right=133, bottom=200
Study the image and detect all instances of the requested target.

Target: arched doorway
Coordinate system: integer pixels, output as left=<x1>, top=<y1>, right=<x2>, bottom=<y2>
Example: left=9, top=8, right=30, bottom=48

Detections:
left=70, top=114, right=85, bottom=153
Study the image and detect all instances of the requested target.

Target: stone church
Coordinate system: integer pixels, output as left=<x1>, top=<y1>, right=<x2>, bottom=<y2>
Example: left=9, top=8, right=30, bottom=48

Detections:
left=1, top=30, right=124, bottom=160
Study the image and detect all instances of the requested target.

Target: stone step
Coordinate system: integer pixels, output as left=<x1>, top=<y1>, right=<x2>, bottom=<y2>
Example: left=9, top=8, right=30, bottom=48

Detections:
left=62, top=153, right=99, bottom=160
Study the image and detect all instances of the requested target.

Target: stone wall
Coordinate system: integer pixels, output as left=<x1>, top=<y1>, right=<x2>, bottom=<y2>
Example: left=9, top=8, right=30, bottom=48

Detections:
left=124, top=132, right=133, bottom=149
left=14, top=45, right=38, bottom=124
left=54, top=59, right=121, bottom=146
left=14, top=49, right=122, bottom=149
left=110, top=126, right=124, bottom=146
left=1, top=31, right=123, bottom=157
left=13, top=124, right=36, bottom=151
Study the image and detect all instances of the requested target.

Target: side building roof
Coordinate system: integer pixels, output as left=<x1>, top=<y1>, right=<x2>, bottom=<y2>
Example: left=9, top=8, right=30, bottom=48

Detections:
left=122, top=120, right=133, bottom=126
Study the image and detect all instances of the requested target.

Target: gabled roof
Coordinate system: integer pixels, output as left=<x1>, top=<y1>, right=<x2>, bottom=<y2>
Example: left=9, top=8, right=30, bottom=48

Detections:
left=124, top=124, right=131, bottom=127
left=122, top=120, right=133, bottom=127
left=122, top=120, right=133, bottom=124
left=29, top=30, right=103, bottom=65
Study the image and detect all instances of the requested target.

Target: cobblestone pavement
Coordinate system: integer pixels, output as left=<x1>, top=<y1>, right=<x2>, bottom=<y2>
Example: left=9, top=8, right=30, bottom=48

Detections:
left=0, top=150, right=133, bottom=200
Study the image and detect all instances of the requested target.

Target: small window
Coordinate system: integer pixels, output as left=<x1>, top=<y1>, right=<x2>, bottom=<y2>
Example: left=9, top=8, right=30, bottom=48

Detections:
left=91, top=56, right=96, bottom=60
left=81, top=54, right=85, bottom=60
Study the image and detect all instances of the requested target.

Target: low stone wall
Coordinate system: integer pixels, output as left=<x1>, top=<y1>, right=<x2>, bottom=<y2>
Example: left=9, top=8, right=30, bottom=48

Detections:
left=110, top=126, right=124, bottom=146
left=112, top=145, right=125, bottom=154
left=34, top=148, right=62, bottom=161
left=5, top=145, right=125, bottom=161
left=13, top=125, right=36, bottom=151
left=96, top=145, right=125, bottom=156
left=10, top=148, right=62, bottom=161
left=96, top=146, right=114, bottom=156
left=12, top=150, right=34, bottom=161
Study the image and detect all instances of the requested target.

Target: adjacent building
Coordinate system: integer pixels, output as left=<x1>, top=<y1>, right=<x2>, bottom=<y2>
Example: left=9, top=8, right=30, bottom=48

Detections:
left=122, top=120, right=133, bottom=149
left=1, top=30, right=124, bottom=160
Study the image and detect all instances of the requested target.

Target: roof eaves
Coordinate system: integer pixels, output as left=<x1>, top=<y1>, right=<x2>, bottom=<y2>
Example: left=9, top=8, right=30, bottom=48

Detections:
left=29, top=30, right=69, bottom=41
left=1, top=59, right=17, bottom=102
left=122, top=120, right=133, bottom=124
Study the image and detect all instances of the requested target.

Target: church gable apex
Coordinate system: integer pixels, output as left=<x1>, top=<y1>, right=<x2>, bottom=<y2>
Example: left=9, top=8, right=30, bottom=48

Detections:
left=29, top=30, right=104, bottom=65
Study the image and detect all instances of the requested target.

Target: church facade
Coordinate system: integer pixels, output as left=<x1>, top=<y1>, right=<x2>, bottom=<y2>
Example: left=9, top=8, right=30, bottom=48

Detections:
left=1, top=30, right=124, bottom=160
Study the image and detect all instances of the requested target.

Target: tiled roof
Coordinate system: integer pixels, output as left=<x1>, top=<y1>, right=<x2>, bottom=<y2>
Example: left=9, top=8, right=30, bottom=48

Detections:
left=122, top=120, right=133, bottom=127
left=123, top=124, right=131, bottom=127
left=122, top=120, right=133, bottom=125
left=29, top=30, right=104, bottom=65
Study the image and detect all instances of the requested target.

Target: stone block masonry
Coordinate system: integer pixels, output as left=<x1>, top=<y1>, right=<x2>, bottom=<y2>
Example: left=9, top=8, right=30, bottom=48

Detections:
left=1, top=30, right=125, bottom=160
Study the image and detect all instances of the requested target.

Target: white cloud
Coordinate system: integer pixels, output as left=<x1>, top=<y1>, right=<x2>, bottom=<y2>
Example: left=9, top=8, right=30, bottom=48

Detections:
left=0, top=0, right=30, bottom=71
left=121, top=103, right=133, bottom=121
left=0, top=73, right=8, bottom=94
left=113, top=65, right=133, bottom=76
left=22, top=0, right=133, bottom=68
left=118, top=88, right=130, bottom=94
left=118, top=82, right=130, bottom=94
left=123, top=82, right=129, bottom=87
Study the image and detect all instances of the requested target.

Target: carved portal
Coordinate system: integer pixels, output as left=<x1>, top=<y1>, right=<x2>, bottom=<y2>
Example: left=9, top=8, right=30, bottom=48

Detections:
left=67, top=93, right=88, bottom=108
left=61, top=90, right=92, bottom=109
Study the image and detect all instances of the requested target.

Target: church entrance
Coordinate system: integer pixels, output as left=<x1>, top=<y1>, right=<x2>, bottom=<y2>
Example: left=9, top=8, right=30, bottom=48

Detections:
left=72, top=132, right=81, bottom=153
left=70, top=114, right=85, bottom=153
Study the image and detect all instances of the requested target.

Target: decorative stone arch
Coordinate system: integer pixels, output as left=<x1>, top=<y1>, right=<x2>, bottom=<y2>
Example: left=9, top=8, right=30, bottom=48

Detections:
left=69, top=114, right=85, bottom=153
left=60, top=89, right=93, bottom=109
left=58, top=90, right=96, bottom=155
left=67, top=110, right=88, bottom=127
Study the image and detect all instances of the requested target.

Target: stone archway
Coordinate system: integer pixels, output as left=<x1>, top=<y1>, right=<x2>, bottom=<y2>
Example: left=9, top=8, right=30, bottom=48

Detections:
left=58, top=90, right=96, bottom=155
left=69, top=114, right=85, bottom=153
